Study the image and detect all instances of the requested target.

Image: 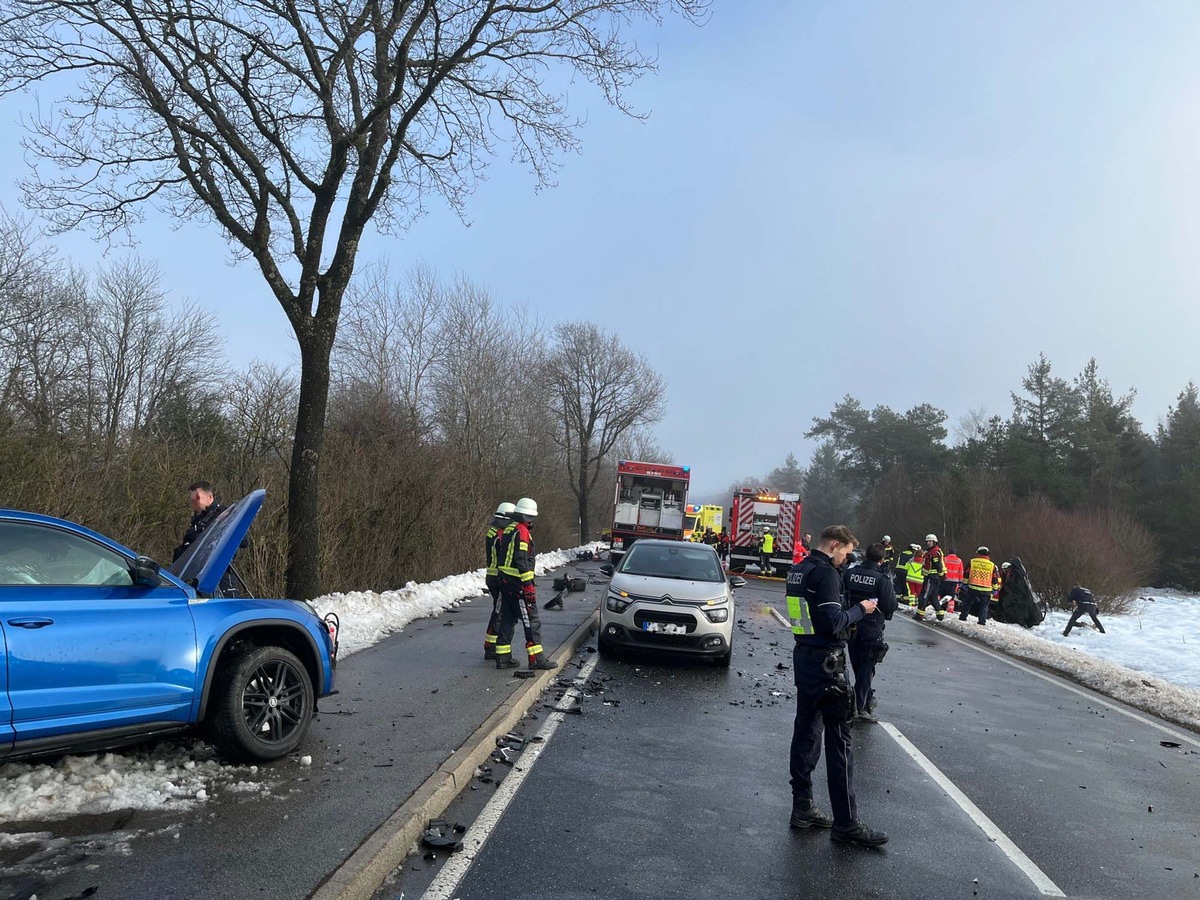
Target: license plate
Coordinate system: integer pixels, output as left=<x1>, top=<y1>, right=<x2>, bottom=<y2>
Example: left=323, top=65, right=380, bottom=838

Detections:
left=643, top=622, right=687, bottom=635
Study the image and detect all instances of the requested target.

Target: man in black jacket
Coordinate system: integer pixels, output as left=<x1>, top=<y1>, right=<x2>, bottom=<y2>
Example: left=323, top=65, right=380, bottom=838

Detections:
left=785, top=525, right=887, bottom=847
left=173, top=481, right=225, bottom=561
left=1062, top=585, right=1106, bottom=636
left=846, top=543, right=898, bottom=723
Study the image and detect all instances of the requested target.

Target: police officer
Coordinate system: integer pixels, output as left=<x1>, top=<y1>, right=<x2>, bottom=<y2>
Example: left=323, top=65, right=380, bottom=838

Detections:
left=1062, top=585, right=1106, bottom=636
left=483, top=501, right=516, bottom=659
left=846, top=543, right=898, bottom=723
left=785, top=524, right=888, bottom=847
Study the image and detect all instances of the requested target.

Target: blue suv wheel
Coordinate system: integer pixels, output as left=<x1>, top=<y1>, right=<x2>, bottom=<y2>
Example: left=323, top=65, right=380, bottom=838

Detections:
left=210, top=644, right=315, bottom=761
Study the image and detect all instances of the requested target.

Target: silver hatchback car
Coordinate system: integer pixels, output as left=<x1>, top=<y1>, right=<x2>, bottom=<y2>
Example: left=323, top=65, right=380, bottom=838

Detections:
left=598, top=539, right=746, bottom=667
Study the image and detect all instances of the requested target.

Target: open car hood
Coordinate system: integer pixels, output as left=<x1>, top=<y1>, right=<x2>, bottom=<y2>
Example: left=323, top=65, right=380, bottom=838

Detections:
left=168, top=489, right=263, bottom=594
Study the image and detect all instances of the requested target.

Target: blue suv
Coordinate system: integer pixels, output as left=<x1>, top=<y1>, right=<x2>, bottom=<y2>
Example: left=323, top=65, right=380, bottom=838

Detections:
left=0, top=490, right=338, bottom=762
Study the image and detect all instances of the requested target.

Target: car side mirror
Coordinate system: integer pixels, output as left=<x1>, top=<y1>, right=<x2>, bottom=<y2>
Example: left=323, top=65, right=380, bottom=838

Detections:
left=599, top=563, right=614, bottom=576
left=728, top=575, right=747, bottom=589
left=132, top=555, right=161, bottom=587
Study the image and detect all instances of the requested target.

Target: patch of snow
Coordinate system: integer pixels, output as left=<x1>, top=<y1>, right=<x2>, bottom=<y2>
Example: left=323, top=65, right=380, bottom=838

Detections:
left=311, top=542, right=602, bottom=657
left=930, top=597, right=1200, bottom=732
left=0, top=544, right=598, bottom=824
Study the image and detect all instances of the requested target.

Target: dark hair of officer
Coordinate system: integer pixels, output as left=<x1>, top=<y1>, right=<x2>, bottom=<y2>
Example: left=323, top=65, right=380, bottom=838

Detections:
left=863, top=543, right=885, bottom=564
left=820, top=524, right=857, bottom=547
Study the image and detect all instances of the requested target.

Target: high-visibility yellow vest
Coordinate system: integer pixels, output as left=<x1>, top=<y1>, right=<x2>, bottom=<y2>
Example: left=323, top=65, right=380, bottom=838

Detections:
left=762, top=533, right=775, bottom=554
left=785, top=568, right=814, bottom=635
left=905, top=559, right=924, bottom=583
left=967, top=557, right=996, bottom=590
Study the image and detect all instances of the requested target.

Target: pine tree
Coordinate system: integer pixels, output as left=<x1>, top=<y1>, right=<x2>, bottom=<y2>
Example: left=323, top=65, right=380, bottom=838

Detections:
left=766, top=452, right=805, bottom=494
left=1153, top=382, right=1200, bottom=586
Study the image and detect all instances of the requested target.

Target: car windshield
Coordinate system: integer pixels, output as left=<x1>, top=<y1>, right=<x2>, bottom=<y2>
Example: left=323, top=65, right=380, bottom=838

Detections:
left=619, top=543, right=723, bottom=582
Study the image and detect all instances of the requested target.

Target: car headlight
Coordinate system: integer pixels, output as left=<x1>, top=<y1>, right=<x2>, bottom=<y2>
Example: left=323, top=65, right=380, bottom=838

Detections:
left=703, top=606, right=729, bottom=623
left=606, top=591, right=633, bottom=613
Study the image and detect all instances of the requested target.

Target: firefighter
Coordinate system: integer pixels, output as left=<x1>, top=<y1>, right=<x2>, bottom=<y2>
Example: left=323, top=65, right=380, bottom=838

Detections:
left=760, top=528, right=775, bottom=576
left=992, top=560, right=1010, bottom=618
left=893, top=542, right=915, bottom=597
left=915, top=533, right=946, bottom=620
left=880, top=536, right=896, bottom=571
left=960, top=546, right=999, bottom=625
left=846, top=543, right=897, bottom=723
left=495, top=497, right=557, bottom=671
left=785, top=525, right=887, bottom=846
left=483, top=501, right=516, bottom=659
left=1062, top=584, right=1107, bottom=636
left=942, top=548, right=964, bottom=614
left=904, top=548, right=925, bottom=608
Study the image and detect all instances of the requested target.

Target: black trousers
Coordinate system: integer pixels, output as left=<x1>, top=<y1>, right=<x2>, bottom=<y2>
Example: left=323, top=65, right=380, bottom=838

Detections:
left=920, top=575, right=942, bottom=610
left=497, top=582, right=543, bottom=655
left=485, top=575, right=502, bottom=639
left=848, top=638, right=880, bottom=714
left=960, top=588, right=992, bottom=623
left=789, top=645, right=857, bottom=827
left=1063, top=605, right=1105, bottom=635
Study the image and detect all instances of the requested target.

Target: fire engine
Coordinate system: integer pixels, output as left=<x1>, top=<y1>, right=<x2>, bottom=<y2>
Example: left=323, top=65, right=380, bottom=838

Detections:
left=728, top=487, right=803, bottom=576
left=609, top=460, right=691, bottom=557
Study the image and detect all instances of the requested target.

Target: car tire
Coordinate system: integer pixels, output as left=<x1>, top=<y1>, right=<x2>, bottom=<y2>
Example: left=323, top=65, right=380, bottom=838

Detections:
left=597, top=635, right=618, bottom=660
left=211, top=644, right=314, bottom=762
left=715, top=644, right=733, bottom=668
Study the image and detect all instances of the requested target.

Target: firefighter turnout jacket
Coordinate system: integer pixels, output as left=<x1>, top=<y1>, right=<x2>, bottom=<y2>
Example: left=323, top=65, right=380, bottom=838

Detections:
left=485, top=515, right=507, bottom=578
left=497, top=521, right=537, bottom=595
left=895, top=547, right=914, bottom=573
left=786, top=550, right=866, bottom=649
left=922, top=544, right=945, bottom=578
left=881, top=544, right=896, bottom=570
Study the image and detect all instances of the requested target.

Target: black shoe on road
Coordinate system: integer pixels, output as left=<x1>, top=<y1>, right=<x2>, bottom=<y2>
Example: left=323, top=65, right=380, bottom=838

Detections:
left=789, top=803, right=834, bottom=829
left=528, top=658, right=558, bottom=671
left=496, top=656, right=521, bottom=670
left=831, top=821, right=888, bottom=847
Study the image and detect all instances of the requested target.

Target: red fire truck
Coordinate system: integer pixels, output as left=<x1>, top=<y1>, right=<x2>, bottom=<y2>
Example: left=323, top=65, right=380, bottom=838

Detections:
left=609, top=460, right=691, bottom=557
left=728, top=487, right=803, bottom=576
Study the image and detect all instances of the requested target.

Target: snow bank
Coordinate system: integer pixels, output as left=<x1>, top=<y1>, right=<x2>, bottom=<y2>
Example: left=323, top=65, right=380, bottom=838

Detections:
left=311, top=542, right=603, bottom=657
left=0, top=543, right=599, bottom=824
left=933, top=607, right=1200, bottom=733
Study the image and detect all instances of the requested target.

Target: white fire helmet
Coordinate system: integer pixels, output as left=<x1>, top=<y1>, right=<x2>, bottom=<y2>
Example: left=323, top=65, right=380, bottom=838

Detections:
left=882, top=535, right=891, bottom=543
left=925, top=533, right=938, bottom=543
left=977, top=546, right=989, bottom=555
left=514, top=497, right=539, bottom=518
left=496, top=501, right=516, bottom=517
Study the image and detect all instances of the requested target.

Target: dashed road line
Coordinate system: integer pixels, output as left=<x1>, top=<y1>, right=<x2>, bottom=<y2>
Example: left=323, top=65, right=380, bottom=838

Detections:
left=881, top=721, right=1067, bottom=897
left=420, top=653, right=601, bottom=900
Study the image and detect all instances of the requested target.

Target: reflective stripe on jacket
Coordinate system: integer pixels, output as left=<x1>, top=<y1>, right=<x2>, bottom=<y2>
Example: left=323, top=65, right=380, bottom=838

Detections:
left=498, top=521, right=536, bottom=584
left=905, top=559, right=924, bottom=583
left=967, top=556, right=997, bottom=590
left=922, top=545, right=945, bottom=577
left=485, top=515, right=508, bottom=577
left=944, top=554, right=964, bottom=581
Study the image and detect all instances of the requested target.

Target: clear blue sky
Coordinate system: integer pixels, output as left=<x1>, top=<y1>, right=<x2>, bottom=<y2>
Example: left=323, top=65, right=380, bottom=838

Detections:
left=3, top=1, right=1199, bottom=496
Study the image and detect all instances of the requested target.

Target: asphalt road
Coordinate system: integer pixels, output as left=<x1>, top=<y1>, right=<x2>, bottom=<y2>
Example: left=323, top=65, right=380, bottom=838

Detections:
left=0, top=564, right=607, bottom=900
left=383, top=576, right=1200, bottom=900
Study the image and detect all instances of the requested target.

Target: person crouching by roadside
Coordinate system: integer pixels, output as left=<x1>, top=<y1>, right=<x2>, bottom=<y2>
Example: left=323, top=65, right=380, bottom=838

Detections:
left=846, top=543, right=897, bottom=723
left=1062, top=585, right=1106, bottom=636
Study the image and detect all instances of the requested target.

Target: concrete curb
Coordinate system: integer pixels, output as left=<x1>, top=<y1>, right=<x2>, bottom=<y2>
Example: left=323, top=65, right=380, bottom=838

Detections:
left=310, top=608, right=599, bottom=900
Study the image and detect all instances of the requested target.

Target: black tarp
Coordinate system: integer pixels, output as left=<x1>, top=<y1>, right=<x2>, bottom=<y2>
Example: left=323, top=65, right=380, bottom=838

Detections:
left=992, top=556, right=1045, bottom=628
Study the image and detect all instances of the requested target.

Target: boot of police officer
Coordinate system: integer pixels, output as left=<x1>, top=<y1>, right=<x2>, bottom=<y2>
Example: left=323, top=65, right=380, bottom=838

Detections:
left=786, top=525, right=888, bottom=847
left=484, top=501, right=516, bottom=659
left=496, top=497, right=557, bottom=671
left=846, top=543, right=898, bottom=723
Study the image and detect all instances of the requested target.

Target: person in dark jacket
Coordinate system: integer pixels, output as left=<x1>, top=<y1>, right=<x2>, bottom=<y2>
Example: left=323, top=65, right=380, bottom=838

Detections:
left=483, top=502, right=515, bottom=659
left=893, top=543, right=916, bottom=597
left=174, top=481, right=225, bottom=561
left=784, top=524, right=887, bottom=847
left=1062, top=585, right=1106, bottom=636
left=880, top=535, right=896, bottom=571
left=846, top=544, right=898, bottom=723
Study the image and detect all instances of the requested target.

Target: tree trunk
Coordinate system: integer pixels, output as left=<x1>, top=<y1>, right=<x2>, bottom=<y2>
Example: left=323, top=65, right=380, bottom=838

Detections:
left=577, top=442, right=590, bottom=543
left=286, top=326, right=333, bottom=601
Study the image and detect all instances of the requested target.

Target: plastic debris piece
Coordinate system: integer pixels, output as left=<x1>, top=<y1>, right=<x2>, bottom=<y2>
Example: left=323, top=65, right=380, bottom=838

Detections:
left=1160, top=740, right=1181, bottom=748
left=422, top=819, right=465, bottom=853
left=514, top=670, right=536, bottom=679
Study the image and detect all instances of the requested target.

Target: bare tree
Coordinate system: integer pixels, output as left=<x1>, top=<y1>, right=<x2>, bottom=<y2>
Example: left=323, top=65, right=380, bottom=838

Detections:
left=0, top=0, right=706, bottom=599
left=543, top=321, right=665, bottom=542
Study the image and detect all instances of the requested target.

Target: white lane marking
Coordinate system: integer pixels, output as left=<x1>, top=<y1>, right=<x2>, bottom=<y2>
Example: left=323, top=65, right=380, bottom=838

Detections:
left=881, top=721, right=1067, bottom=897
left=421, top=653, right=601, bottom=900
left=896, top=615, right=1200, bottom=749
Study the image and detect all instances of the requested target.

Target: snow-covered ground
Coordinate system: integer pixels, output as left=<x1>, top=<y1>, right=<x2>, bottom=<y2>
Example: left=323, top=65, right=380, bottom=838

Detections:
left=0, top=543, right=602, bottom=825
left=920, top=589, right=1200, bottom=733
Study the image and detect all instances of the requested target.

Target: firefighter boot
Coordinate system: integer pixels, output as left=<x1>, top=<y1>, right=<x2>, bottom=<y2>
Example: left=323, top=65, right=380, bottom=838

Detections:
left=528, top=653, right=557, bottom=671
left=495, top=650, right=521, bottom=670
left=484, top=635, right=498, bottom=660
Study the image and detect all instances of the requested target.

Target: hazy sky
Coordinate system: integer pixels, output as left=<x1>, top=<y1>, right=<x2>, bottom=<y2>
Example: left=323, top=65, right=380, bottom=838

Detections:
left=3, top=1, right=1199, bottom=497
